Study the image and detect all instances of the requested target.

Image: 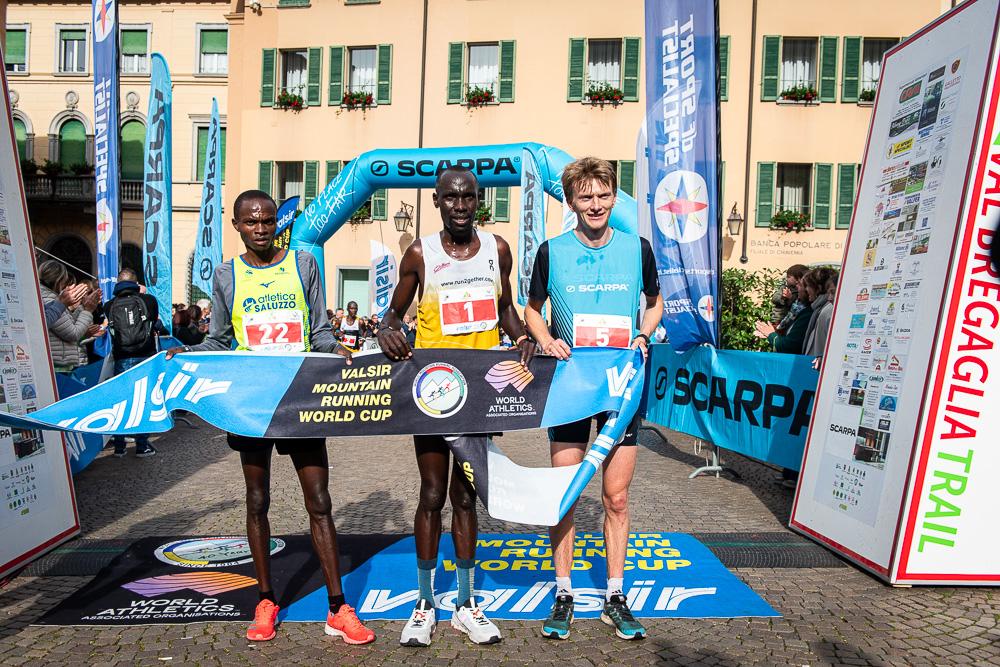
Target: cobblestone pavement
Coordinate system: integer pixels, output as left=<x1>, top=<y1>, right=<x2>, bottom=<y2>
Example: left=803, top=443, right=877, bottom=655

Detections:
left=1, top=417, right=998, bottom=665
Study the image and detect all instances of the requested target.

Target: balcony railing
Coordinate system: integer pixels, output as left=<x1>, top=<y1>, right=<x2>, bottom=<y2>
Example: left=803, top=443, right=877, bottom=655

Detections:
left=23, top=175, right=143, bottom=207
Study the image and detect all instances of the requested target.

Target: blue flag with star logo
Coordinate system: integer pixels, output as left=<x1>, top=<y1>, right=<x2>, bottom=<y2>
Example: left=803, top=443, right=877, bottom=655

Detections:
left=642, top=0, right=720, bottom=351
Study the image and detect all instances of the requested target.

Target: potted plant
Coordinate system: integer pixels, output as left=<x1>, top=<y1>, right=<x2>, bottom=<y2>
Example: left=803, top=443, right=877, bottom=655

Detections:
left=474, top=201, right=492, bottom=225
left=779, top=83, right=818, bottom=103
left=349, top=202, right=372, bottom=224
left=276, top=89, right=304, bottom=110
left=465, top=85, right=494, bottom=106
left=586, top=81, right=625, bottom=106
left=68, top=162, right=94, bottom=175
left=19, top=159, right=37, bottom=176
left=342, top=90, right=374, bottom=109
left=40, top=159, right=64, bottom=177
left=859, top=87, right=876, bottom=103
left=770, top=209, right=812, bottom=232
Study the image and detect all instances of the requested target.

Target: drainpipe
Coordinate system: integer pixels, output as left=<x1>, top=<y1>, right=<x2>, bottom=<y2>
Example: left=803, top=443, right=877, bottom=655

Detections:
left=414, top=0, right=429, bottom=239
left=740, top=0, right=758, bottom=263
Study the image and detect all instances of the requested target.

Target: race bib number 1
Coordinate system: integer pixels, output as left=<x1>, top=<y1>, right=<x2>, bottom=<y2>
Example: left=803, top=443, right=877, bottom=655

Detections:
left=572, top=313, right=632, bottom=347
left=243, top=309, right=305, bottom=352
left=439, top=285, right=499, bottom=336
left=341, top=332, right=358, bottom=348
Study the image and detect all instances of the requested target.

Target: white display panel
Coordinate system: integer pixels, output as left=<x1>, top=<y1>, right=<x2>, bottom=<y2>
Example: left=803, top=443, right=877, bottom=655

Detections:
left=0, top=56, right=80, bottom=578
left=791, top=0, right=1000, bottom=582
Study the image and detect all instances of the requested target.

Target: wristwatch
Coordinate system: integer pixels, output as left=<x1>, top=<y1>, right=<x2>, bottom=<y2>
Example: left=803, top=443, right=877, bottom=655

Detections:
left=633, top=333, right=650, bottom=345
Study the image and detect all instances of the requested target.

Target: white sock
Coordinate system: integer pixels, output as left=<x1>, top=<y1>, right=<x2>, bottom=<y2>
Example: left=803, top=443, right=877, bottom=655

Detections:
left=555, top=576, right=573, bottom=597
left=606, top=577, right=624, bottom=601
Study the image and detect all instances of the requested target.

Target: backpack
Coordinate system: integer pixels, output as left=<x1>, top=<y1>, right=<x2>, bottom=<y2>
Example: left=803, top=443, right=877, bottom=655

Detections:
left=109, top=293, right=153, bottom=354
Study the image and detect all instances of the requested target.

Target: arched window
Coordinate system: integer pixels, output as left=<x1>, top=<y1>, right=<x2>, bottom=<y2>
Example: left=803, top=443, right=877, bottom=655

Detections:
left=58, top=119, right=87, bottom=165
left=121, top=242, right=143, bottom=282
left=13, top=118, right=26, bottom=161
left=120, top=120, right=145, bottom=180
left=44, top=235, right=94, bottom=282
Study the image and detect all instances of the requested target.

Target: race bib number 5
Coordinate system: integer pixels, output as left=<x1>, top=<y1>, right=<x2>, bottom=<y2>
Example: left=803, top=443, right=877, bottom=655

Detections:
left=439, top=285, right=499, bottom=336
left=572, top=313, right=632, bottom=347
left=243, top=309, right=305, bottom=352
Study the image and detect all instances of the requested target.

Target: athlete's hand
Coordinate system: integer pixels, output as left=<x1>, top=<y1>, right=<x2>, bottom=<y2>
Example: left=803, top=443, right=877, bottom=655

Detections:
left=164, top=346, right=185, bottom=360
left=517, top=338, right=535, bottom=367
left=630, top=335, right=649, bottom=360
left=377, top=328, right=412, bottom=361
left=543, top=338, right=572, bottom=361
left=336, top=343, right=353, bottom=366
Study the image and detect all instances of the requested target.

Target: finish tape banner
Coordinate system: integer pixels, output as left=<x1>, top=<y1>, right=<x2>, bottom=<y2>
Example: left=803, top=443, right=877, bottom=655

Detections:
left=0, top=348, right=644, bottom=525
left=645, top=344, right=817, bottom=471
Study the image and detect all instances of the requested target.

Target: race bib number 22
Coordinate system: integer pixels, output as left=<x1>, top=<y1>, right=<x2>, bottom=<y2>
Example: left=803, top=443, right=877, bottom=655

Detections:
left=243, top=309, right=305, bottom=352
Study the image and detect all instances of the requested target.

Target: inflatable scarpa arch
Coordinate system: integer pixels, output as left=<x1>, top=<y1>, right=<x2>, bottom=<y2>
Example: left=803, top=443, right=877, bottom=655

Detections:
left=288, top=142, right=639, bottom=274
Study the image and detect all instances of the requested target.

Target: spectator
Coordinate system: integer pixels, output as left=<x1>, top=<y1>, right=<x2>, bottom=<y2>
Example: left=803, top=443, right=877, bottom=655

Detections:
left=38, top=261, right=102, bottom=373
left=754, top=277, right=813, bottom=354
left=803, top=268, right=839, bottom=357
left=44, top=283, right=88, bottom=327
left=368, top=314, right=381, bottom=337
left=106, top=268, right=159, bottom=457
left=770, top=264, right=808, bottom=332
left=80, top=279, right=108, bottom=365
left=175, top=307, right=205, bottom=346
left=403, top=314, right=417, bottom=346
left=196, top=298, right=212, bottom=332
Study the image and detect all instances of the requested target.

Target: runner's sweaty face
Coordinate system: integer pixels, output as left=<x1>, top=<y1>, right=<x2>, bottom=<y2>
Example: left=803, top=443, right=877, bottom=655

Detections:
left=434, top=171, right=479, bottom=240
left=233, top=199, right=278, bottom=253
left=568, top=178, right=615, bottom=233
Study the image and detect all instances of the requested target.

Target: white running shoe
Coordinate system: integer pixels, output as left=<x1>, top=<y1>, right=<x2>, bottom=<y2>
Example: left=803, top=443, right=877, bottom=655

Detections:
left=451, top=600, right=501, bottom=644
left=399, top=599, right=436, bottom=647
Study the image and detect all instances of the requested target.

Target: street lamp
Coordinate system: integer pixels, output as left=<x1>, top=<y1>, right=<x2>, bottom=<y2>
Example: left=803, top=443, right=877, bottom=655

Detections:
left=394, top=202, right=414, bottom=232
left=726, top=202, right=743, bottom=236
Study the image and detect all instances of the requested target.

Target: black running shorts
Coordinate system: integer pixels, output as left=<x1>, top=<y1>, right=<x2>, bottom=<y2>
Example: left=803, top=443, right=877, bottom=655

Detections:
left=226, top=433, right=327, bottom=456
left=547, top=411, right=642, bottom=447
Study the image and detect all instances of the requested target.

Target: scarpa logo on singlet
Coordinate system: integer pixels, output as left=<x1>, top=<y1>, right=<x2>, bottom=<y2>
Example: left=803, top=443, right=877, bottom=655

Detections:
left=242, top=293, right=297, bottom=313
left=565, top=283, right=628, bottom=293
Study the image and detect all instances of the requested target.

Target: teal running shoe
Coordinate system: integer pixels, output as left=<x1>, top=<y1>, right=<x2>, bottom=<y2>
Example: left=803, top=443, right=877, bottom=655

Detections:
left=541, top=595, right=574, bottom=640
left=601, top=594, right=646, bottom=640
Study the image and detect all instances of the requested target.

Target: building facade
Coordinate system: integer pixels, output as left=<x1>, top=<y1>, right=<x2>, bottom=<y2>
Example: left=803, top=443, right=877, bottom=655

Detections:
left=6, top=0, right=229, bottom=303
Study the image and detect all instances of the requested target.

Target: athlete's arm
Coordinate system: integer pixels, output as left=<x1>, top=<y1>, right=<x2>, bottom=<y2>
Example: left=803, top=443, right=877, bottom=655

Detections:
left=630, top=238, right=664, bottom=360
left=377, top=241, right=422, bottom=361
left=495, top=236, right=533, bottom=368
left=524, top=242, right=571, bottom=360
left=166, top=263, right=233, bottom=359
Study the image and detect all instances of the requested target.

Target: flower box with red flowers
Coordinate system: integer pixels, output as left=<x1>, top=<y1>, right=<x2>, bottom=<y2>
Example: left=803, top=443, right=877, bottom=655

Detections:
left=778, top=84, right=819, bottom=104
left=343, top=90, right=374, bottom=109
left=586, top=82, right=625, bottom=106
left=770, top=209, right=813, bottom=232
left=464, top=85, right=495, bottom=107
left=275, top=90, right=304, bottom=110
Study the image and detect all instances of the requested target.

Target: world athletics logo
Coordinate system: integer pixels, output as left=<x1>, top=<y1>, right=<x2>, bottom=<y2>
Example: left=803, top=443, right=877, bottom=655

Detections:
left=484, top=360, right=533, bottom=393
left=122, top=572, right=258, bottom=597
left=154, top=537, right=286, bottom=568
left=412, top=363, right=467, bottom=418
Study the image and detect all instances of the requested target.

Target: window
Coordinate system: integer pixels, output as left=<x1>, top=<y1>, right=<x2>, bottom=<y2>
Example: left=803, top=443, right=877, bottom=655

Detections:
left=196, top=126, right=227, bottom=182
left=780, top=38, right=817, bottom=92
left=776, top=164, right=812, bottom=215
left=58, top=26, right=87, bottom=74
left=275, top=161, right=303, bottom=206
left=862, top=38, right=897, bottom=94
left=260, top=160, right=319, bottom=204
left=447, top=40, right=515, bottom=104
left=198, top=27, right=228, bottom=75
left=120, top=120, right=145, bottom=180
left=566, top=37, right=639, bottom=102
left=280, top=50, right=308, bottom=96
left=120, top=27, right=149, bottom=75
left=58, top=119, right=87, bottom=165
left=348, top=47, right=376, bottom=95
left=5, top=26, right=28, bottom=73
left=13, top=118, right=27, bottom=160
left=338, top=268, right=369, bottom=312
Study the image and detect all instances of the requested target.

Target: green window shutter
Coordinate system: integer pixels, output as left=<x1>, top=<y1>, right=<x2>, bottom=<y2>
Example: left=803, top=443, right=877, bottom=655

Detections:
left=761, top=35, right=780, bottom=101
left=326, top=160, right=342, bottom=185
left=371, top=188, right=388, bottom=220
left=618, top=160, right=636, bottom=198
left=196, top=126, right=208, bottom=181
left=841, top=36, right=862, bottom=103
left=328, top=46, right=344, bottom=106
left=200, top=30, right=227, bottom=55
left=623, top=37, right=641, bottom=101
left=836, top=163, right=857, bottom=229
left=258, top=161, right=273, bottom=197
left=59, top=119, right=87, bottom=165
left=819, top=37, right=838, bottom=103
left=306, top=47, right=322, bottom=106
left=304, top=161, right=319, bottom=206
left=494, top=187, right=510, bottom=222
left=498, top=40, right=516, bottom=103
left=261, top=48, right=276, bottom=107
left=813, top=163, right=833, bottom=229
left=376, top=44, right=393, bottom=105
left=13, top=119, right=26, bottom=160
left=719, top=35, right=730, bottom=101
left=755, top=162, right=775, bottom=227
left=447, top=42, right=464, bottom=104
left=5, top=29, right=26, bottom=65
left=61, top=29, right=86, bottom=41
left=121, top=120, right=145, bottom=180
left=219, top=128, right=227, bottom=182
left=567, top=38, right=586, bottom=101
left=121, top=30, right=147, bottom=56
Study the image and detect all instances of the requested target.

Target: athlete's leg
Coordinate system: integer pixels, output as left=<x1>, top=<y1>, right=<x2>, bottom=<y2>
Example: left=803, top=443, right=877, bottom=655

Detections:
left=601, top=444, right=637, bottom=579
left=240, top=448, right=274, bottom=596
left=414, top=435, right=450, bottom=560
left=289, top=444, right=342, bottom=596
left=548, top=441, right=586, bottom=578
left=449, top=454, right=477, bottom=560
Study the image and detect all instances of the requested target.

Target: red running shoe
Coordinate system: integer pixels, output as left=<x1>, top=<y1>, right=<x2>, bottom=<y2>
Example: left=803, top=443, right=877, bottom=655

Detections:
left=325, top=604, right=375, bottom=645
left=247, top=599, right=279, bottom=641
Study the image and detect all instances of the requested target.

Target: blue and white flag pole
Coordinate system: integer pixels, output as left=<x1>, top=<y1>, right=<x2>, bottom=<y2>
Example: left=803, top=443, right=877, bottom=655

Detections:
left=92, top=0, right=120, bottom=301
left=144, top=54, right=172, bottom=333
left=193, top=98, right=222, bottom=301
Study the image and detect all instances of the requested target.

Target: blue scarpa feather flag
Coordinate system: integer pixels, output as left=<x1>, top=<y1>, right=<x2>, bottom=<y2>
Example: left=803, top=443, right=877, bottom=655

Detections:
left=0, top=348, right=643, bottom=525
left=518, top=148, right=546, bottom=307
left=92, top=0, right=120, bottom=302
left=144, top=54, right=172, bottom=334
left=643, top=0, right=721, bottom=350
left=193, top=98, right=222, bottom=301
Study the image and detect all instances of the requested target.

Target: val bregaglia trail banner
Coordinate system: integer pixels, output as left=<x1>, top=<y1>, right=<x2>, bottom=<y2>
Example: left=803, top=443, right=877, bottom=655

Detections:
left=192, top=98, right=222, bottom=302
left=369, top=240, right=395, bottom=320
left=645, top=344, right=817, bottom=470
left=643, top=0, right=720, bottom=351
left=92, top=0, right=120, bottom=301
left=0, top=348, right=644, bottom=526
left=518, top=148, right=546, bottom=307
left=144, top=54, right=172, bottom=334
